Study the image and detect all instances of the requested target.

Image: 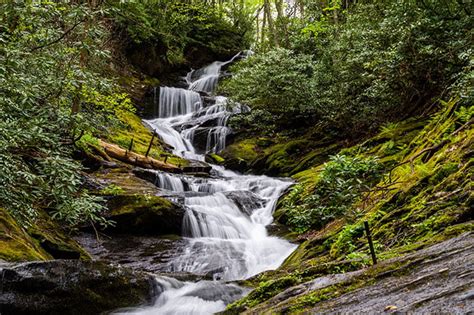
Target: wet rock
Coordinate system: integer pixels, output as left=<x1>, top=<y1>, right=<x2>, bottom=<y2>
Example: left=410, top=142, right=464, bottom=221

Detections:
left=230, top=232, right=474, bottom=314
left=189, top=127, right=211, bottom=152
left=184, top=282, right=247, bottom=305
left=222, top=191, right=266, bottom=217
left=182, top=160, right=212, bottom=174
left=202, top=96, right=217, bottom=106
left=0, top=260, right=155, bottom=315
left=74, top=232, right=186, bottom=274
left=105, top=194, right=185, bottom=235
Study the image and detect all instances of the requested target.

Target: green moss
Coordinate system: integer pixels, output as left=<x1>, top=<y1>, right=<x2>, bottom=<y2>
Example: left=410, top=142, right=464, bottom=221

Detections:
left=222, top=138, right=260, bottom=163
left=108, top=111, right=188, bottom=167
left=28, top=210, right=92, bottom=260
left=0, top=207, right=91, bottom=261
left=286, top=286, right=337, bottom=314
left=261, top=139, right=340, bottom=176
left=99, top=184, right=126, bottom=196
left=108, top=194, right=175, bottom=216
left=222, top=133, right=340, bottom=176
left=207, top=153, right=225, bottom=164
left=227, top=275, right=301, bottom=311
left=0, top=207, right=51, bottom=261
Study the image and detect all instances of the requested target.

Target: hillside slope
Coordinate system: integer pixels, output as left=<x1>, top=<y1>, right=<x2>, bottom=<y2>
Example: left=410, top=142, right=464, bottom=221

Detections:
left=224, top=99, right=473, bottom=313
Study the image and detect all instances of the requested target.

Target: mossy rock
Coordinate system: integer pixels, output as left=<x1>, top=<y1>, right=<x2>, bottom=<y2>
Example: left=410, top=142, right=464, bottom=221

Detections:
left=0, top=208, right=51, bottom=262
left=205, top=153, right=225, bottom=164
left=222, top=134, right=341, bottom=176
left=27, top=210, right=91, bottom=260
left=105, top=194, right=185, bottom=235
left=221, top=138, right=261, bottom=172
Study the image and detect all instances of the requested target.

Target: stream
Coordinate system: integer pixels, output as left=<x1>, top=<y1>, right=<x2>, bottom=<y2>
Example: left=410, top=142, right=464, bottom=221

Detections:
left=115, top=53, right=296, bottom=314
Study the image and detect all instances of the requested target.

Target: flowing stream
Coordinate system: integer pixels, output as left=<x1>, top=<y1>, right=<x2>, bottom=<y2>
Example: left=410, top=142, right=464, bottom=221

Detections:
left=118, top=54, right=296, bottom=314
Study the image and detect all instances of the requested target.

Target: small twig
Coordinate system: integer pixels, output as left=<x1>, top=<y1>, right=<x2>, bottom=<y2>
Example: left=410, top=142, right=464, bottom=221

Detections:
left=426, top=188, right=462, bottom=205
left=90, top=220, right=100, bottom=242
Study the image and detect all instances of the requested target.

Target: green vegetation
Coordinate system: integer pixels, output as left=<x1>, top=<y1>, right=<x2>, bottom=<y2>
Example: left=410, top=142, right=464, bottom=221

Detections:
left=223, top=0, right=473, bottom=138
left=281, top=154, right=383, bottom=233
left=227, top=98, right=473, bottom=312
left=0, top=2, right=116, bottom=227
left=110, top=1, right=255, bottom=73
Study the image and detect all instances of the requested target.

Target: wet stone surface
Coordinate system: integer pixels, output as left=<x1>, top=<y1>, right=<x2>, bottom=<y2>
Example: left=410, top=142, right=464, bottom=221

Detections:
left=74, top=232, right=186, bottom=274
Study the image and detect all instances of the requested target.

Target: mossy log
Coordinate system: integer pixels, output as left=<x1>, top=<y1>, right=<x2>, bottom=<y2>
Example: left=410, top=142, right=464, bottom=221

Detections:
left=99, top=140, right=181, bottom=173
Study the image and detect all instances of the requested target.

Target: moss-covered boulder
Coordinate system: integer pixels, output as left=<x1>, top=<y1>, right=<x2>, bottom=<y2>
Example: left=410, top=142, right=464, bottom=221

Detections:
left=0, top=208, right=89, bottom=262
left=220, top=138, right=261, bottom=173
left=0, top=208, right=51, bottom=262
left=28, top=210, right=91, bottom=260
left=205, top=153, right=225, bottom=164
left=221, top=135, right=341, bottom=176
left=105, top=194, right=185, bottom=235
left=0, top=260, right=155, bottom=315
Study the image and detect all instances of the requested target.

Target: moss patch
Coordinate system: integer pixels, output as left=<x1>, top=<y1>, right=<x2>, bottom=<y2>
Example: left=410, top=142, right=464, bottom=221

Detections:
left=0, top=208, right=51, bottom=261
left=105, top=194, right=185, bottom=235
left=107, top=111, right=188, bottom=167
left=28, top=210, right=91, bottom=260
left=228, top=100, right=473, bottom=312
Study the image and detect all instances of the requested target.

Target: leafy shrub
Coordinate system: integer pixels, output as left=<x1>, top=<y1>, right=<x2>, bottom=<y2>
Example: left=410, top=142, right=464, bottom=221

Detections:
left=0, top=2, right=117, bottom=227
left=109, top=1, right=252, bottom=65
left=283, top=155, right=383, bottom=233
left=224, top=0, right=473, bottom=138
left=222, top=48, right=319, bottom=130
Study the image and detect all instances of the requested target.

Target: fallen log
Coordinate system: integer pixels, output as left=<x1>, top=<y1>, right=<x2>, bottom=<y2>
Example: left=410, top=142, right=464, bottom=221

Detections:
left=98, top=140, right=182, bottom=173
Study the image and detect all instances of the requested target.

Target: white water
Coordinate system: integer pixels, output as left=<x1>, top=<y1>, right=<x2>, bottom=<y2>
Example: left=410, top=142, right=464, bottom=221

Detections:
left=123, top=54, right=296, bottom=314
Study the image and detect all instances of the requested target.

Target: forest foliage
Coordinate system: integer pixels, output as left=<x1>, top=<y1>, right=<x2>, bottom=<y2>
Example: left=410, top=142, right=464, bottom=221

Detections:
left=224, top=0, right=473, bottom=138
left=0, top=1, right=248, bottom=227
left=109, top=0, right=256, bottom=65
left=0, top=0, right=471, bottom=233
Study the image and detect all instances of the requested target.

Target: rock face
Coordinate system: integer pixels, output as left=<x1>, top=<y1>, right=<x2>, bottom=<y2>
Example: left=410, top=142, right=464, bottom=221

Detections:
left=0, top=260, right=156, bottom=315
left=222, top=191, right=266, bottom=217
left=105, top=194, right=185, bottom=235
left=226, top=232, right=474, bottom=314
left=0, top=208, right=50, bottom=262
left=0, top=207, right=90, bottom=262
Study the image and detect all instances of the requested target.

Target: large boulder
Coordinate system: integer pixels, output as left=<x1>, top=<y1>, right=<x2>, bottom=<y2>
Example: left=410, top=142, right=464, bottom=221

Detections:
left=0, top=208, right=50, bottom=262
left=0, top=260, right=155, bottom=315
left=0, top=207, right=90, bottom=262
left=105, top=194, right=185, bottom=235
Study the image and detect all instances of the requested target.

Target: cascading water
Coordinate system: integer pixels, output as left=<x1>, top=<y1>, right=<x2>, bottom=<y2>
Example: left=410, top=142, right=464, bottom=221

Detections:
left=120, top=53, right=296, bottom=314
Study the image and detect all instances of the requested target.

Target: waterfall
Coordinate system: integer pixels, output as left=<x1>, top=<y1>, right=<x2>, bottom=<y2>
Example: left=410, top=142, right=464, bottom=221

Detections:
left=127, top=54, right=296, bottom=314
left=152, top=171, right=187, bottom=192
left=158, top=87, right=202, bottom=118
left=186, top=53, right=241, bottom=93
